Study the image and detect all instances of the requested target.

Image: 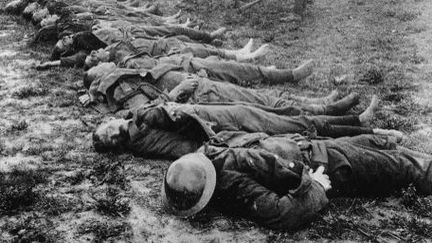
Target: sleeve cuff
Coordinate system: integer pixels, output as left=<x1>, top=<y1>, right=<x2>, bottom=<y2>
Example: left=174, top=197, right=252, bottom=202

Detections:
left=289, top=166, right=313, bottom=196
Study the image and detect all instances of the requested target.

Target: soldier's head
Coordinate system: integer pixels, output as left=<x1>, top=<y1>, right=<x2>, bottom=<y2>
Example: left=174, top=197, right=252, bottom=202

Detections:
left=93, top=118, right=132, bottom=153
left=162, top=153, right=216, bottom=217
left=40, top=14, right=59, bottom=28
left=51, top=31, right=74, bottom=60
left=84, top=62, right=116, bottom=88
left=23, top=2, right=41, bottom=18
left=61, top=32, right=74, bottom=47
left=84, top=48, right=111, bottom=69
left=32, top=7, right=49, bottom=24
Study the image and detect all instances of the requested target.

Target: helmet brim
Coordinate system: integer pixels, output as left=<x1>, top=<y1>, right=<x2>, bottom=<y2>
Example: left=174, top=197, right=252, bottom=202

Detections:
left=161, top=153, right=216, bottom=217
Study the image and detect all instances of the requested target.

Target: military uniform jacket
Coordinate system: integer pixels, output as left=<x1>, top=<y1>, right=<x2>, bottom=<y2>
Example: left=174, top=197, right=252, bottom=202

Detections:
left=200, top=131, right=329, bottom=230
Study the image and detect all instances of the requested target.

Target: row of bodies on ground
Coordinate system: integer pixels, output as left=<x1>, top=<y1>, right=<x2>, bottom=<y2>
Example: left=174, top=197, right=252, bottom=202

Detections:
left=4, top=0, right=432, bottom=231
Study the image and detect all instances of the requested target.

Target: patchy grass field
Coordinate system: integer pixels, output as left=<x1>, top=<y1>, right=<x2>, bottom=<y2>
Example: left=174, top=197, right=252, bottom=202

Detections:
left=1, top=0, right=432, bottom=242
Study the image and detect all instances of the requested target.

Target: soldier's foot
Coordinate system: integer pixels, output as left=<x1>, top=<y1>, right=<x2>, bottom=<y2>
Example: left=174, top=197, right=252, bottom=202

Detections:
left=236, top=44, right=269, bottom=61
left=210, top=27, right=227, bottom=39
left=241, top=38, right=254, bottom=54
left=306, top=90, right=339, bottom=105
left=292, top=59, right=314, bottom=82
left=324, top=90, right=339, bottom=104
left=178, top=18, right=193, bottom=28
left=163, top=10, right=181, bottom=24
left=359, top=95, right=379, bottom=126
left=326, top=92, right=360, bottom=115
left=230, top=39, right=253, bottom=60
left=373, top=128, right=404, bottom=142
left=251, top=44, right=269, bottom=57
left=172, top=9, right=182, bottom=19
left=337, top=92, right=360, bottom=106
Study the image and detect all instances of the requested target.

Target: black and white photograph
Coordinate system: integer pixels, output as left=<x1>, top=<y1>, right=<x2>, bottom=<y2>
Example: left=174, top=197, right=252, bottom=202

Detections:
left=1, top=0, right=432, bottom=241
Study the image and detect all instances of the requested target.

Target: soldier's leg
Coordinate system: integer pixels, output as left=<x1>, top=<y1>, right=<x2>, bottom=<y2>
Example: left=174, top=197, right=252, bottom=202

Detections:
left=180, top=39, right=268, bottom=61
left=333, top=134, right=399, bottom=150
left=298, top=93, right=359, bottom=116
left=182, top=78, right=356, bottom=116
left=308, top=94, right=378, bottom=125
left=138, top=26, right=226, bottom=43
left=324, top=141, right=432, bottom=196
left=189, top=58, right=313, bottom=85
left=194, top=104, right=310, bottom=134
left=285, top=90, right=339, bottom=105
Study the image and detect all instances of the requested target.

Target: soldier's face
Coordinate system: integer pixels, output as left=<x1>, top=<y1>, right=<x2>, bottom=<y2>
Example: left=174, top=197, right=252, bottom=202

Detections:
left=41, top=14, right=59, bottom=27
left=85, top=49, right=110, bottom=68
left=62, top=35, right=73, bottom=47
left=95, top=119, right=130, bottom=147
left=55, top=39, right=65, bottom=52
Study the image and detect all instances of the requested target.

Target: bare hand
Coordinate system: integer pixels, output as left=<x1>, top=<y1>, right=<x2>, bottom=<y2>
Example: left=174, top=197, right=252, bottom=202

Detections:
left=35, top=62, right=50, bottom=70
left=169, top=77, right=198, bottom=103
left=79, top=94, right=91, bottom=107
left=309, top=166, right=332, bottom=191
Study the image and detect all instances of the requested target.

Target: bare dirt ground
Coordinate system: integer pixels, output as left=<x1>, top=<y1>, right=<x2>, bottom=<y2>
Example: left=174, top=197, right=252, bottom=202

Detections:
left=1, top=0, right=432, bottom=242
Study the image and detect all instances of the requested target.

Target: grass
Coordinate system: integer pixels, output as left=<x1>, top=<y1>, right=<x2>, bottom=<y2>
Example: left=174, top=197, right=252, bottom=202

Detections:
left=0, top=168, right=47, bottom=215
left=11, top=83, right=49, bottom=99
left=77, top=218, right=132, bottom=242
left=90, top=157, right=129, bottom=189
left=1, top=0, right=432, bottom=241
left=36, top=194, right=85, bottom=216
left=10, top=119, right=28, bottom=131
left=401, top=186, right=432, bottom=218
left=3, top=213, right=61, bottom=243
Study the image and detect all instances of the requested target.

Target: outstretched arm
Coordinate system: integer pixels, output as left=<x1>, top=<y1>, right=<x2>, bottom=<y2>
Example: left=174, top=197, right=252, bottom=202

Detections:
left=36, top=60, right=61, bottom=70
left=36, top=51, right=88, bottom=70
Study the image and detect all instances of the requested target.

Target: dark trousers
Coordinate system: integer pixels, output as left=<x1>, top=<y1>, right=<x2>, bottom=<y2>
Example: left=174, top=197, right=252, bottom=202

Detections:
left=189, top=57, right=295, bottom=85
left=308, top=115, right=372, bottom=138
left=323, top=135, right=432, bottom=196
left=131, top=26, right=214, bottom=43
left=190, top=104, right=372, bottom=137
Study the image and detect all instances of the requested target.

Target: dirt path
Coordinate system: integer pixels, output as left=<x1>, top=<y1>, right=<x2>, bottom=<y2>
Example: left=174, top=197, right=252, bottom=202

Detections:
left=1, top=0, right=432, bottom=242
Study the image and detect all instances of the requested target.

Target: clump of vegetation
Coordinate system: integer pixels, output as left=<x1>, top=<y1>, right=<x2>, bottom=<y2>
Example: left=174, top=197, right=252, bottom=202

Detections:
left=36, top=194, right=83, bottom=216
left=65, top=169, right=87, bottom=185
left=2, top=213, right=61, bottom=243
left=90, top=158, right=128, bottom=189
left=393, top=97, right=420, bottom=116
left=10, top=119, right=28, bottom=131
left=89, top=157, right=131, bottom=218
left=12, top=84, right=48, bottom=99
left=309, top=214, right=358, bottom=240
left=395, top=10, right=419, bottom=22
left=382, top=92, right=406, bottom=102
left=22, top=142, right=55, bottom=156
left=93, top=186, right=131, bottom=217
left=375, top=111, right=417, bottom=131
left=0, top=139, right=6, bottom=156
left=359, top=66, right=384, bottom=85
left=78, top=218, right=132, bottom=242
left=0, top=168, right=47, bottom=214
left=304, top=198, right=382, bottom=241
left=401, top=186, right=432, bottom=218
left=380, top=214, right=432, bottom=241
left=47, top=90, right=76, bottom=108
